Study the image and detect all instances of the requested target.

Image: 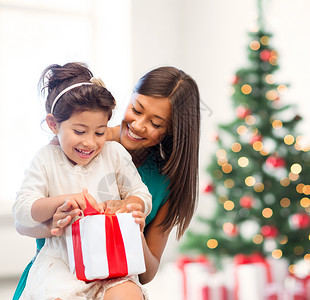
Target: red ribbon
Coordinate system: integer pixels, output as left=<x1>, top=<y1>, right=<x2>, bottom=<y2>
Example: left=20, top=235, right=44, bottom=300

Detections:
left=71, top=199, right=128, bottom=281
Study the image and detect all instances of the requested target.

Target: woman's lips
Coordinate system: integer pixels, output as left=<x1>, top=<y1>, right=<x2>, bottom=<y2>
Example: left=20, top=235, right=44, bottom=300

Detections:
left=126, top=126, right=145, bottom=141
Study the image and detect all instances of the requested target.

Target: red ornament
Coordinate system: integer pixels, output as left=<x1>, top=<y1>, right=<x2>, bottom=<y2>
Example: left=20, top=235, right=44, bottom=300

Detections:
left=236, top=106, right=252, bottom=119
left=266, top=156, right=286, bottom=168
left=260, top=50, right=272, bottom=62
left=240, top=195, right=254, bottom=209
left=223, top=222, right=239, bottom=237
left=261, top=225, right=278, bottom=238
left=232, top=75, right=240, bottom=85
left=204, top=184, right=214, bottom=193
left=250, top=134, right=262, bottom=145
left=290, top=213, right=310, bottom=229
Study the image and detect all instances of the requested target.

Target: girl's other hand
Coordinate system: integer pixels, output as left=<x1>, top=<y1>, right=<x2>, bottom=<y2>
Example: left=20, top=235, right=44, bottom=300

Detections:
left=51, top=200, right=80, bottom=236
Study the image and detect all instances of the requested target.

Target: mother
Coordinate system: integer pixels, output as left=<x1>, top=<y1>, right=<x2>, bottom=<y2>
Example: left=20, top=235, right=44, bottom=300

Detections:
left=13, top=66, right=200, bottom=299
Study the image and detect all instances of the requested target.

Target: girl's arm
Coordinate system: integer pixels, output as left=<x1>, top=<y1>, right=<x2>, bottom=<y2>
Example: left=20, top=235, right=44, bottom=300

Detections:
left=31, top=189, right=100, bottom=223
left=139, top=201, right=172, bottom=284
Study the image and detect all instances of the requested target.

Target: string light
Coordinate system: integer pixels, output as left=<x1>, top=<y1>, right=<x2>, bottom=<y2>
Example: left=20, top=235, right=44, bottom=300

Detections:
left=245, top=176, right=256, bottom=186
left=284, top=135, right=295, bottom=145
left=293, top=246, right=304, bottom=255
left=272, top=120, right=283, bottom=129
left=250, top=40, right=260, bottom=50
left=279, top=235, right=288, bottom=245
left=213, top=170, right=223, bottom=179
left=265, top=74, right=274, bottom=84
left=237, top=125, right=247, bottom=135
left=280, top=177, right=290, bottom=187
left=222, top=163, right=233, bottom=173
left=296, top=183, right=305, bottom=193
left=253, top=141, right=263, bottom=151
left=291, top=163, right=302, bottom=174
left=238, top=157, right=249, bottom=167
left=223, top=200, right=235, bottom=211
left=260, top=36, right=269, bottom=45
left=254, top=182, right=264, bottom=192
left=224, top=179, right=235, bottom=188
left=245, top=115, right=256, bottom=125
left=277, top=84, right=287, bottom=94
left=303, top=185, right=310, bottom=195
left=217, top=157, right=228, bottom=166
left=262, top=208, right=273, bottom=218
left=266, top=90, right=278, bottom=101
left=207, top=239, right=218, bottom=249
left=280, top=198, right=291, bottom=208
left=289, top=172, right=299, bottom=181
left=241, top=84, right=252, bottom=94
left=252, top=234, right=263, bottom=244
left=216, top=149, right=226, bottom=158
left=231, top=142, right=242, bottom=152
left=272, top=249, right=282, bottom=259
left=300, top=197, right=310, bottom=208
left=218, top=195, right=228, bottom=204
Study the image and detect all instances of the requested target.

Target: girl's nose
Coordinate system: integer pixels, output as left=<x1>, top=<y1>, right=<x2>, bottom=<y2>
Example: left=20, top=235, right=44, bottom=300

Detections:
left=82, top=134, right=96, bottom=147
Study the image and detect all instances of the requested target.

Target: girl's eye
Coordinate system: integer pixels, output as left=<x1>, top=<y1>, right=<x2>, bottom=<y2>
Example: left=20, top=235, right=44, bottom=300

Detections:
left=132, top=105, right=141, bottom=114
left=74, top=130, right=85, bottom=135
left=95, top=132, right=105, bottom=137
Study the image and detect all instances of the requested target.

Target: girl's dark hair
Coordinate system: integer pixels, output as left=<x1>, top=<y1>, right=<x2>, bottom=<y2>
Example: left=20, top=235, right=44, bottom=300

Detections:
left=39, top=62, right=115, bottom=122
left=134, top=66, right=200, bottom=239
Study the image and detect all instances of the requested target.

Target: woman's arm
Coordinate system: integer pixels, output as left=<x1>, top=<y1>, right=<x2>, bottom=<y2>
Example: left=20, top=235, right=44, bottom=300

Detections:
left=15, top=220, right=53, bottom=238
left=139, top=201, right=172, bottom=284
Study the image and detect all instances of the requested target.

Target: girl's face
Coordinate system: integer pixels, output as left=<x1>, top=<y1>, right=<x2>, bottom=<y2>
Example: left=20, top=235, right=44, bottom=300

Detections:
left=48, top=110, right=108, bottom=165
left=120, top=93, right=171, bottom=150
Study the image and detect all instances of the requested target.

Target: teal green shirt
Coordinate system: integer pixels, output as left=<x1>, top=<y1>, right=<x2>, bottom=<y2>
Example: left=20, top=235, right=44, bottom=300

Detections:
left=12, top=154, right=170, bottom=300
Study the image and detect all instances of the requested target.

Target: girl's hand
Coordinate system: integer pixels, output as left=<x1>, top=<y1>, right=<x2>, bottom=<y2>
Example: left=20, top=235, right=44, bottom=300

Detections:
left=129, top=206, right=146, bottom=232
left=51, top=200, right=80, bottom=236
left=51, top=189, right=100, bottom=236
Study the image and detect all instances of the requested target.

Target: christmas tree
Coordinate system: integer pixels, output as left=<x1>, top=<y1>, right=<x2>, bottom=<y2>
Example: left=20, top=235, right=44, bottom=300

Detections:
left=182, top=1, right=310, bottom=271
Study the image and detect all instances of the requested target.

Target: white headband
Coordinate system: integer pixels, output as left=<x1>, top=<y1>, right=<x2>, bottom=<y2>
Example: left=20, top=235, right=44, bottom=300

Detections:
left=50, top=82, right=93, bottom=114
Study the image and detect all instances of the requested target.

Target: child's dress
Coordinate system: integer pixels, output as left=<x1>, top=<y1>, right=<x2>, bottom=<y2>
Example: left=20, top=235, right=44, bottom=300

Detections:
left=13, top=142, right=151, bottom=299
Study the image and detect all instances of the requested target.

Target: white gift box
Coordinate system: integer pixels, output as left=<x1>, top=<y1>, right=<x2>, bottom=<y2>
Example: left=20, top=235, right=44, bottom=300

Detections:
left=66, top=212, right=145, bottom=282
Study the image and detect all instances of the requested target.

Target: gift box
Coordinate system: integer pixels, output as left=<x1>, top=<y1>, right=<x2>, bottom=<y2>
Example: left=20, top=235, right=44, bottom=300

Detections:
left=177, top=256, right=211, bottom=300
left=201, top=272, right=231, bottom=300
left=65, top=201, right=145, bottom=282
left=282, top=274, right=310, bottom=300
left=234, top=253, right=289, bottom=300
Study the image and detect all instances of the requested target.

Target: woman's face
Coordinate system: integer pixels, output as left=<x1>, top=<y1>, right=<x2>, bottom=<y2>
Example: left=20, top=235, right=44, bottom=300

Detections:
left=120, top=93, right=171, bottom=150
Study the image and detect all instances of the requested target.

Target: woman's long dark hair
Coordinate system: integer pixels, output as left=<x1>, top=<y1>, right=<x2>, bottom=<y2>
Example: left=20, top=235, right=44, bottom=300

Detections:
left=134, top=66, right=200, bottom=239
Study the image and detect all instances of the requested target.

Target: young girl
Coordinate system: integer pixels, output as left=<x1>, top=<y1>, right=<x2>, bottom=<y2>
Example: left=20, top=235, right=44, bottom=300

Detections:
left=13, top=62, right=152, bottom=299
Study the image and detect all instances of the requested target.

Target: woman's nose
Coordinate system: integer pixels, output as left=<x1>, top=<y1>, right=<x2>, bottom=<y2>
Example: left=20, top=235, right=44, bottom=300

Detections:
left=132, top=118, right=146, bottom=133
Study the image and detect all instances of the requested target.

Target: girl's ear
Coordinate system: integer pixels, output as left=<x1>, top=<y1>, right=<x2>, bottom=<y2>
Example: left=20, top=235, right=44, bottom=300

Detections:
left=46, top=114, right=58, bottom=134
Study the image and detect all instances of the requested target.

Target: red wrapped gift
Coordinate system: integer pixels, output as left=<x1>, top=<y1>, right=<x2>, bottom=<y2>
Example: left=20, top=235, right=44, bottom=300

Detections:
left=283, top=274, right=310, bottom=300
left=234, top=253, right=273, bottom=300
left=177, top=255, right=211, bottom=300
left=65, top=201, right=145, bottom=282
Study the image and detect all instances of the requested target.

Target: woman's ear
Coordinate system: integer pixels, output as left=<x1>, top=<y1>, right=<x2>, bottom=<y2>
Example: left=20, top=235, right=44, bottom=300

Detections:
left=46, top=114, right=58, bottom=134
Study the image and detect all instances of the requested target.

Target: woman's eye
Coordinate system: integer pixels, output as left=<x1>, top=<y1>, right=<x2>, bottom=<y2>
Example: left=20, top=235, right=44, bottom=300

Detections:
left=151, top=121, right=161, bottom=128
left=74, top=130, right=85, bottom=135
left=132, top=105, right=141, bottom=114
